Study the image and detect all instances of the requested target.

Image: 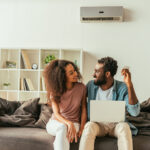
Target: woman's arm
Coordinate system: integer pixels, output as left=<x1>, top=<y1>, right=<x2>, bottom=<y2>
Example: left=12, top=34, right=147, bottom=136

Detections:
left=51, top=100, right=70, bottom=125
left=51, top=99, right=78, bottom=143
left=78, top=91, right=87, bottom=137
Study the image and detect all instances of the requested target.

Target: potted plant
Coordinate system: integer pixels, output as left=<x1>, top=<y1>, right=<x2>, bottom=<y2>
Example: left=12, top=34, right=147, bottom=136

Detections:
left=3, top=82, right=11, bottom=90
left=44, top=54, right=56, bottom=64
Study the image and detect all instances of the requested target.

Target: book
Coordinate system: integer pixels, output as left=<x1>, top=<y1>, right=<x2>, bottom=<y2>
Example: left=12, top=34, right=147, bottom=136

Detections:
left=26, top=78, right=34, bottom=91
left=24, top=78, right=29, bottom=91
left=41, top=76, right=46, bottom=91
left=23, top=78, right=26, bottom=90
left=21, top=50, right=32, bottom=69
left=20, top=78, right=24, bottom=90
left=21, top=55, right=25, bottom=69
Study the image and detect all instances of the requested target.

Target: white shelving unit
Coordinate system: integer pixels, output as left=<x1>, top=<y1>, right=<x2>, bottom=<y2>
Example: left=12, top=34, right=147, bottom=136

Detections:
left=0, top=48, right=83, bottom=103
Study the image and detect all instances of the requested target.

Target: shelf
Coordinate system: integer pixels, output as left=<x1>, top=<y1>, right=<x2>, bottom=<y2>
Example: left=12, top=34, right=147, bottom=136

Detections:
left=0, top=69, right=39, bottom=71
left=0, top=90, right=18, bottom=92
left=0, top=91, right=18, bottom=101
left=0, top=48, right=83, bottom=102
left=40, top=49, right=60, bottom=69
left=20, top=49, right=39, bottom=69
left=40, top=71, right=46, bottom=91
left=0, top=69, right=18, bottom=71
left=20, top=70, right=39, bottom=91
left=39, top=92, right=47, bottom=103
left=20, top=69, right=39, bottom=71
left=19, top=91, right=40, bottom=93
left=39, top=91, right=47, bottom=93
left=19, top=92, right=39, bottom=101
left=0, top=70, right=19, bottom=90
left=61, top=49, right=83, bottom=72
left=0, top=49, right=19, bottom=69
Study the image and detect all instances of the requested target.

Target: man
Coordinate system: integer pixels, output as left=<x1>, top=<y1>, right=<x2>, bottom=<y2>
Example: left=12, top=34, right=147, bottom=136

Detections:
left=79, top=57, right=140, bottom=150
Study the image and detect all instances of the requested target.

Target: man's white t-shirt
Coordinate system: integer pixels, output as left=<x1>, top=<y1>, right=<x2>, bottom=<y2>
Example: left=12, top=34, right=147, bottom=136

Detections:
left=96, top=86, right=113, bottom=100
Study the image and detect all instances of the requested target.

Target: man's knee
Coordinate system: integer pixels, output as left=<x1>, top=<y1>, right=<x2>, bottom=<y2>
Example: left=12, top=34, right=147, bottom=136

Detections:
left=115, top=122, right=131, bottom=136
left=117, top=122, right=130, bottom=130
left=82, top=121, right=99, bottom=137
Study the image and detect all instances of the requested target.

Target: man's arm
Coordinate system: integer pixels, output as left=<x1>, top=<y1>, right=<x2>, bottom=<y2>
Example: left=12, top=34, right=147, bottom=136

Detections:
left=127, top=82, right=138, bottom=105
left=122, top=68, right=138, bottom=105
left=122, top=68, right=140, bottom=116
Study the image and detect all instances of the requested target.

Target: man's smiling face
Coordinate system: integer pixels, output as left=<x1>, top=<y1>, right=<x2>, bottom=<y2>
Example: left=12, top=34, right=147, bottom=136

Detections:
left=93, top=63, right=107, bottom=86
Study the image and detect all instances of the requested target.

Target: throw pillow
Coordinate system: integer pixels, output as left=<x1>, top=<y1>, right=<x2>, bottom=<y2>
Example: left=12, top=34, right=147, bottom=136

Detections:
left=14, top=97, right=40, bottom=117
left=0, top=97, right=40, bottom=127
left=141, top=98, right=150, bottom=112
left=35, top=104, right=53, bottom=128
left=0, top=98, right=20, bottom=116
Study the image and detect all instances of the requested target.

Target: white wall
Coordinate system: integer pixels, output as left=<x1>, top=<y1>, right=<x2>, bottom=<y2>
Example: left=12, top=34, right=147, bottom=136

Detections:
left=0, top=0, right=150, bottom=102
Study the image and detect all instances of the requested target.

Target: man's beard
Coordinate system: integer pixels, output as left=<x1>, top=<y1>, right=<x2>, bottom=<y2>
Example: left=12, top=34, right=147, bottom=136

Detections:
left=94, top=74, right=107, bottom=86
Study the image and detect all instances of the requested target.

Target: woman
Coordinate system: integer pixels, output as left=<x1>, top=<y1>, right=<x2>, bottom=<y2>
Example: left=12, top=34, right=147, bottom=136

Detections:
left=44, top=59, right=87, bottom=150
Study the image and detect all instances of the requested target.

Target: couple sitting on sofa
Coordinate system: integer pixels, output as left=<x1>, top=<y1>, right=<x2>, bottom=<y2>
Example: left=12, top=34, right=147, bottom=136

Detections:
left=43, top=57, right=140, bottom=150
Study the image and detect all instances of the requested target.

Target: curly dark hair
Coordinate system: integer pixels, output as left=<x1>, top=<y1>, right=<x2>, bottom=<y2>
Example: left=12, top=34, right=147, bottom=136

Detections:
left=43, top=59, right=82, bottom=103
left=98, top=57, right=118, bottom=77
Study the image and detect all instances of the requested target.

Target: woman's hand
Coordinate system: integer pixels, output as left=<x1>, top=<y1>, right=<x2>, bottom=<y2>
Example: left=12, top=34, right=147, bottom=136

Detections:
left=66, top=121, right=78, bottom=143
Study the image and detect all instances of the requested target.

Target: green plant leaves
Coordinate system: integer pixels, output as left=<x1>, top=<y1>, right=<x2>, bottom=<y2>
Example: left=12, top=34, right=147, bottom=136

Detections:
left=44, top=55, right=56, bottom=64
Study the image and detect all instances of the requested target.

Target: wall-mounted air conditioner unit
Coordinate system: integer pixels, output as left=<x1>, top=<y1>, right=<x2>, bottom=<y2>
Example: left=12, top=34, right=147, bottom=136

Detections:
left=80, top=6, right=123, bottom=22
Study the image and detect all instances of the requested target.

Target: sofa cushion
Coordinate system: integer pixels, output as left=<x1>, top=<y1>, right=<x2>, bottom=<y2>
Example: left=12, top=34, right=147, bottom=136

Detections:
left=70, top=135, right=150, bottom=150
left=132, top=135, right=150, bottom=150
left=0, top=98, right=40, bottom=127
left=35, top=104, right=53, bottom=129
left=94, top=135, right=150, bottom=150
left=94, top=136, right=117, bottom=150
left=0, top=127, right=54, bottom=150
left=0, top=127, right=149, bottom=150
left=0, top=98, right=20, bottom=115
left=140, top=98, right=150, bottom=112
left=14, top=97, right=40, bottom=117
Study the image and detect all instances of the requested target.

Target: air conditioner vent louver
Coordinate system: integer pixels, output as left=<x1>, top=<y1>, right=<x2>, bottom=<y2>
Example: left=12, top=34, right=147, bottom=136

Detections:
left=80, top=6, right=123, bottom=22
left=82, top=17, right=114, bottom=21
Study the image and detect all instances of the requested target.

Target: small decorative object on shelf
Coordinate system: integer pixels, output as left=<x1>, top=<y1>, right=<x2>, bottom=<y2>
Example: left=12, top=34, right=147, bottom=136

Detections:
left=74, top=59, right=78, bottom=66
left=74, top=59, right=80, bottom=69
left=3, top=82, right=11, bottom=90
left=32, top=63, right=38, bottom=70
left=44, top=54, right=56, bottom=64
left=6, top=61, right=16, bottom=68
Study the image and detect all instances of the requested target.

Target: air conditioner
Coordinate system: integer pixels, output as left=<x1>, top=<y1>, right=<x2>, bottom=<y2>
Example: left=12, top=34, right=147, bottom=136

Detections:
left=80, top=6, right=123, bottom=22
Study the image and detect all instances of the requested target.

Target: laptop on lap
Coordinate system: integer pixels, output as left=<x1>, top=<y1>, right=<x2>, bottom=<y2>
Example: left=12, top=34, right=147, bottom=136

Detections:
left=90, top=101, right=125, bottom=122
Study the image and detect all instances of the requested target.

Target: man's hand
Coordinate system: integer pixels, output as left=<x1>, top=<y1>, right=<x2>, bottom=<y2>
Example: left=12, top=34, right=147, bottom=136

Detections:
left=121, top=67, right=139, bottom=108
left=77, top=126, right=84, bottom=138
left=121, top=68, right=132, bottom=87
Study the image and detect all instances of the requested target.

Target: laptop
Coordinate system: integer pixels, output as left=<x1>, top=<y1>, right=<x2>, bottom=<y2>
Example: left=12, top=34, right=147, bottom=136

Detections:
left=90, top=100, right=125, bottom=122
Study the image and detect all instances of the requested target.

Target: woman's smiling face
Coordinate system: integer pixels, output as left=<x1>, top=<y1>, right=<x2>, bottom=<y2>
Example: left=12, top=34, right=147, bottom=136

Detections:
left=65, top=64, right=78, bottom=83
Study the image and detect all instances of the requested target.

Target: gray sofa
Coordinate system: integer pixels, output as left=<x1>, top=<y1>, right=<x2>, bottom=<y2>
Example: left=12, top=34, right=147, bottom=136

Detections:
left=0, top=127, right=150, bottom=150
left=0, top=97, right=150, bottom=150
